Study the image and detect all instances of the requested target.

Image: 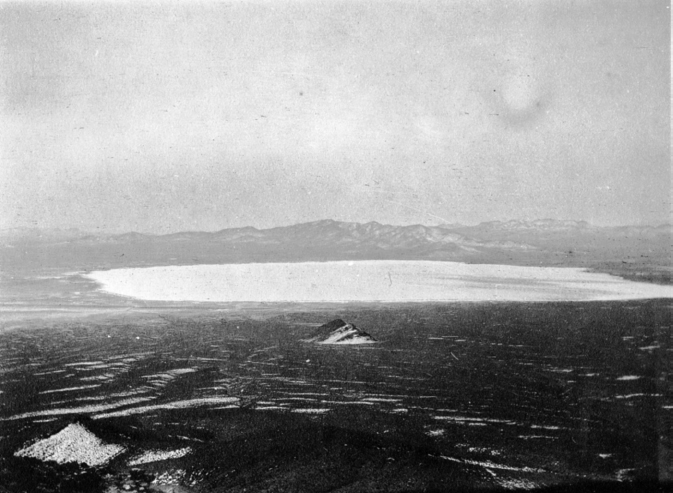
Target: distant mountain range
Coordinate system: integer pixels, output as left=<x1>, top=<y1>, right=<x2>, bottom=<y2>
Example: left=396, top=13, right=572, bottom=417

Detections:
left=1, top=219, right=670, bottom=284
left=3, top=218, right=670, bottom=245
left=3, top=218, right=670, bottom=239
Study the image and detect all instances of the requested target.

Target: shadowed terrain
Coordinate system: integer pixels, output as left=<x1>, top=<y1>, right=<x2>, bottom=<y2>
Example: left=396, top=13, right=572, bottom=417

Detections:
left=1, top=301, right=670, bottom=491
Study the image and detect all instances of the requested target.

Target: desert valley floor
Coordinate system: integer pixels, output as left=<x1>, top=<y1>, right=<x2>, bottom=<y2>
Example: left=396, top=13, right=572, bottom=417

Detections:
left=1, top=292, right=671, bottom=492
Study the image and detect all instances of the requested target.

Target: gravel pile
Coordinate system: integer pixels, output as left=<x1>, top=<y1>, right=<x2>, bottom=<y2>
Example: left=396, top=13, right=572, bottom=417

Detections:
left=128, top=447, right=192, bottom=466
left=14, top=422, right=125, bottom=467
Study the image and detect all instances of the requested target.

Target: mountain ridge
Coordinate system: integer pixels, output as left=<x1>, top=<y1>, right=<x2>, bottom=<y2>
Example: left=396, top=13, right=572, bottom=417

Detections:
left=1, top=219, right=669, bottom=285
left=2, top=218, right=670, bottom=242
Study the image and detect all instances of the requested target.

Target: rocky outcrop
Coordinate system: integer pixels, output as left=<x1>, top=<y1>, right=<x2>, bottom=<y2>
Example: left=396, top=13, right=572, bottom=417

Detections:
left=305, top=319, right=377, bottom=345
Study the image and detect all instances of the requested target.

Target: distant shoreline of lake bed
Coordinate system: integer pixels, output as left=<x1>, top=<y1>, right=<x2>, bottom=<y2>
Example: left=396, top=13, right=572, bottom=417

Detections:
left=82, top=261, right=673, bottom=303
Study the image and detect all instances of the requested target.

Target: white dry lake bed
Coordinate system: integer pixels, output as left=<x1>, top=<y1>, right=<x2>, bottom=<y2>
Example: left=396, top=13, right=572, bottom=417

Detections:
left=85, top=260, right=672, bottom=303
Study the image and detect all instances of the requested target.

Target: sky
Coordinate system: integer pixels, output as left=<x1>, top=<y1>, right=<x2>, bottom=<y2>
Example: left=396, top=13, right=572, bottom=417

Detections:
left=1, top=0, right=670, bottom=233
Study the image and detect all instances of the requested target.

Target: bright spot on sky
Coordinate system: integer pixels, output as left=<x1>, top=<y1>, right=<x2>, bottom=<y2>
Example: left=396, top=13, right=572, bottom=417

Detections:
left=502, top=73, right=539, bottom=112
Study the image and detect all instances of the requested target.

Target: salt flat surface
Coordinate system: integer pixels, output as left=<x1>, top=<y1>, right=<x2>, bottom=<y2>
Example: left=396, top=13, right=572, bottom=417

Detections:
left=85, top=261, right=672, bottom=302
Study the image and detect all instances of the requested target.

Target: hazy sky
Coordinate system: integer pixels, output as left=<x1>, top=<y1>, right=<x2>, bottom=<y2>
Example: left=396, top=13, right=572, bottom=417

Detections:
left=1, top=1, right=669, bottom=233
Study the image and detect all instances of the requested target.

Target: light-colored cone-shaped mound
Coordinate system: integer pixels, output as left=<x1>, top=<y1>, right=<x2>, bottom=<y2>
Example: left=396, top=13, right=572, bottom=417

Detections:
left=15, top=423, right=125, bottom=466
